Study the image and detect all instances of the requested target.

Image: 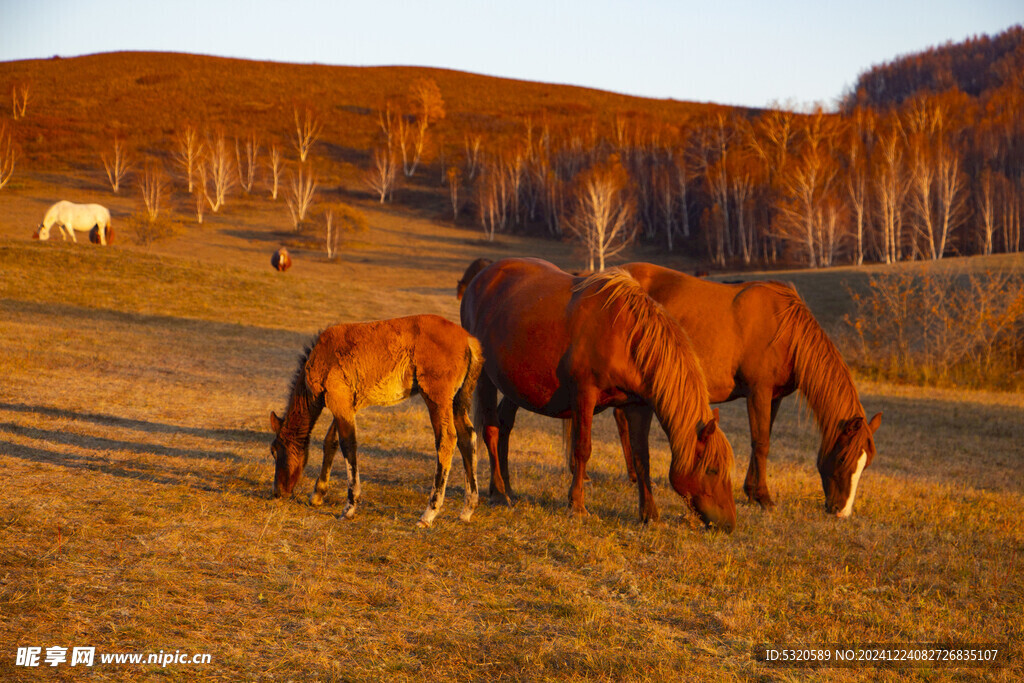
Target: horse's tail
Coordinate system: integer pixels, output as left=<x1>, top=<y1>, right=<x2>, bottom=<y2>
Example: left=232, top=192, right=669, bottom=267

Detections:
left=454, top=335, right=484, bottom=417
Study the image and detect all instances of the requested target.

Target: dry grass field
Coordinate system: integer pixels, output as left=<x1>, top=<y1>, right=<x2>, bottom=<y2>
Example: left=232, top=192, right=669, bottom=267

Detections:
left=1, top=178, right=1022, bottom=682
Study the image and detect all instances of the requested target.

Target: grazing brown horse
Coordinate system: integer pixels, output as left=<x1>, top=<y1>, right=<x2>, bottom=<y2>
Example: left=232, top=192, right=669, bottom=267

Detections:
left=620, top=262, right=882, bottom=517
left=461, top=258, right=736, bottom=531
left=269, top=315, right=484, bottom=527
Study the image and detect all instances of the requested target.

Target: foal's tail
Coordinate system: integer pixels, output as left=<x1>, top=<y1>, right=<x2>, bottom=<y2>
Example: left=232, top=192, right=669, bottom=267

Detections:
left=454, top=336, right=484, bottom=416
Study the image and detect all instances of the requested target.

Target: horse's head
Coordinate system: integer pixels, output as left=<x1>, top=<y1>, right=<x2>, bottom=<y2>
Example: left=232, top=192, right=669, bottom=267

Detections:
left=269, top=411, right=308, bottom=498
left=34, top=223, right=49, bottom=240
left=818, top=412, right=882, bottom=517
left=671, top=409, right=736, bottom=533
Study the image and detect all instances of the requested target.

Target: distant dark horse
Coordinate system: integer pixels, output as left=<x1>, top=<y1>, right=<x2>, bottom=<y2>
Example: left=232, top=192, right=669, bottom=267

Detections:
left=461, top=258, right=736, bottom=530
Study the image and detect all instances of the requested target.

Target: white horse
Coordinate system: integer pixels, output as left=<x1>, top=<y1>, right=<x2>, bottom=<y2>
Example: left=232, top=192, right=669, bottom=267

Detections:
left=34, top=200, right=111, bottom=245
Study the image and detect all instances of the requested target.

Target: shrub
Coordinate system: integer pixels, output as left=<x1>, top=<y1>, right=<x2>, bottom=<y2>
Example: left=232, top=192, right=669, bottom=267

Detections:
left=843, top=267, right=1024, bottom=389
left=124, top=211, right=180, bottom=246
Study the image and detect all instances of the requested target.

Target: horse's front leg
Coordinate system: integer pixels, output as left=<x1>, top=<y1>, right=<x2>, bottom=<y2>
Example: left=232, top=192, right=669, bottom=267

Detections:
left=419, top=395, right=457, bottom=528
left=744, top=391, right=781, bottom=510
left=310, top=418, right=340, bottom=507
left=64, top=224, right=77, bottom=242
left=568, top=389, right=596, bottom=516
left=622, top=405, right=659, bottom=523
left=454, top=406, right=479, bottom=522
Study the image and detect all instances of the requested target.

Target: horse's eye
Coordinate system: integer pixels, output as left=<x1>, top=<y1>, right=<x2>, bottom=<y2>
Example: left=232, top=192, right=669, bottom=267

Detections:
left=706, top=467, right=719, bottom=476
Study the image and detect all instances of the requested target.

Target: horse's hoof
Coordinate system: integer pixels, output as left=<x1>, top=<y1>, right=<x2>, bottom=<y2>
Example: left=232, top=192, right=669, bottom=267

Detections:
left=458, top=508, right=474, bottom=523
left=569, top=505, right=589, bottom=517
left=310, top=492, right=324, bottom=507
left=341, top=504, right=357, bottom=520
left=416, top=519, right=432, bottom=529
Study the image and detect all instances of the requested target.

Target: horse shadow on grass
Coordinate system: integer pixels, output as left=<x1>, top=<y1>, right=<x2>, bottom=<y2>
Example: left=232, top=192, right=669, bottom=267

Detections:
left=0, top=402, right=273, bottom=496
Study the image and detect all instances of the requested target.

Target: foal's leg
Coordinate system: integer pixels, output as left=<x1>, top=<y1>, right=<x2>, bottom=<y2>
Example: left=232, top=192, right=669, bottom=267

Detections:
left=743, top=391, right=781, bottom=510
left=310, top=418, right=340, bottom=507
left=622, top=405, right=659, bottom=523
left=419, top=395, right=457, bottom=528
left=454, top=406, right=479, bottom=522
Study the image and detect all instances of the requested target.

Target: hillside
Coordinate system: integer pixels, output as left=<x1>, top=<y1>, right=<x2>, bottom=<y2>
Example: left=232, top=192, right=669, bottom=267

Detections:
left=0, top=51, right=724, bottom=176
left=842, top=24, right=1024, bottom=109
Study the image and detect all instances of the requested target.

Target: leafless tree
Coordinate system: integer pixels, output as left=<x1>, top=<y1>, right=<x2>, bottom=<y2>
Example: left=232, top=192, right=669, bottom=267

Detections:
left=102, top=137, right=132, bottom=193
left=11, top=83, right=29, bottom=120
left=203, top=133, right=234, bottom=212
left=235, top=132, right=260, bottom=193
left=268, top=144, right=283, bottom=200
left=873, top=121, right=909, bottom=264
left=293, top=105, right=322, bottom=163
left=174, top=124, right=204, bottom=193
left=404, top=78, right=445, bottom=177
left=565, top=159, right=637, bottom=271
left=322, top=203, right=368, bottom=259
left=464, top=133, right=483, bottom=180
left=140, top=162, right=168, bottom=221
left=0, top=123, right=16, bottom=190
left=194, top=164, right=207, bottom=224
left=286, top=165, right=318, bottom=229
left=447, top=166, right=461, bottom=220
left=365, top=147, right=397, bottom=203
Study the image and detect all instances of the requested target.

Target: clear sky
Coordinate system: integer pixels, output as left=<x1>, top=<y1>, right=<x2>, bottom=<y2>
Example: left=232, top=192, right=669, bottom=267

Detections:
left=1, top=0, right=1020, bottom=109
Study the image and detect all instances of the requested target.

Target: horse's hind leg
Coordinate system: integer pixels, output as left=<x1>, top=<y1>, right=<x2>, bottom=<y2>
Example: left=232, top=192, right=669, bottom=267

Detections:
left=613, top=408, right=638, bottom=482
left=310, top=418, right=340, bottom=507
left=496, top=397, right=518, bottom=500
left=418, top=395, right=457, bottom=528
left=454, top=406, right=478, bottom=522
left=474, top=372, right=510, bottom=505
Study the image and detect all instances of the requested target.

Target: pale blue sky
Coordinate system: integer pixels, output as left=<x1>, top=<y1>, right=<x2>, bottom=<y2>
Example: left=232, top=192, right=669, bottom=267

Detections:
left=0, top=0, right=1020, bottom=108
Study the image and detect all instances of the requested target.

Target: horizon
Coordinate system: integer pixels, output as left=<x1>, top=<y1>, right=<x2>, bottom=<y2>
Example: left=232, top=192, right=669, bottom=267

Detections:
left=1, top=1, right=1021, bottom=110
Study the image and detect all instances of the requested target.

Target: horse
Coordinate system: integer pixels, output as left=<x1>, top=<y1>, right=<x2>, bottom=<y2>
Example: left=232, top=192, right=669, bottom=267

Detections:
left=34, top=200, right=112, bottom=245
left=461, top=258, right=736, bottom=531
left=456, top=258, right=493, bottom=299
left=269, top=314, right=484, bottom=528
left=617, top=263, right=881, bottom=517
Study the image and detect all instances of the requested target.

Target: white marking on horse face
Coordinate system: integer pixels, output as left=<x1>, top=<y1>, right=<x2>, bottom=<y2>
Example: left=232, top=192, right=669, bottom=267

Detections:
left=837, top=451, right=868, bottom=518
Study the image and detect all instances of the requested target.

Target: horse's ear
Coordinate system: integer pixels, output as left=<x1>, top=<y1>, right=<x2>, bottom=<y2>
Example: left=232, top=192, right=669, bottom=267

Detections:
left=867, top=412, right=882, bottom=434
left=844, top=416, right=865, bottom=435
left=698, top=409, right=719, bottom=443
left=269, top=411, right=283, bottom=433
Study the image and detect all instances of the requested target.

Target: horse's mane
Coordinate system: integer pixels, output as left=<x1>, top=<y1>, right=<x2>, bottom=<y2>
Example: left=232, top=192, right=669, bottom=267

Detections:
left=575, top=270, right=731, bottom=475
left=276, top=336, right=324, bottom=448
left=763, top=282, right=864, bottom=458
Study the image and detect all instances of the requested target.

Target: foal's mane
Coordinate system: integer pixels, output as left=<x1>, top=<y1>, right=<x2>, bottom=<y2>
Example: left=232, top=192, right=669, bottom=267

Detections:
left=276, top=337, right=323, bottom=447
left=576, top=270, right=730, bottom=474
left=763, top=282, right=864, bottom=456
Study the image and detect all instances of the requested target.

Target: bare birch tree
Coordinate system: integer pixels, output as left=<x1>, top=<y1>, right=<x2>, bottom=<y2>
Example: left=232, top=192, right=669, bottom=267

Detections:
left=406, top=78, right=445, bottom=177
left=174, top=124, right=203, bottom=193
left=447, top=165, right=462, bottom=220
left=293, top=105, right=322, bottom=163
left=286, top=166, right=318, bottom=229
left=203, top=133, right=234, bottom=212
left=102, top=137, right=132, bottom=193
left=268, top=144, right=283, bottom=200
left=873, top=121, right=909, bottom=264
left=11, top=83, right=29, bottom=120
left=0, top=123, right=16, bottom=190
left=565, top=158, right=637, bottom=271
left=140, top=162, right=167, bottom=221
left=365, top=147, right=397, bottom=202
left=235, top=132, right=260, bottom=194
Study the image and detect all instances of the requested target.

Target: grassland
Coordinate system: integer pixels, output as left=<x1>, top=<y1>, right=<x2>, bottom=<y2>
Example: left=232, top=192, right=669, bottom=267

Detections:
left=1, top=175, right=1022, bottom=682
left=1, top=52, right=1022, bottom=681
